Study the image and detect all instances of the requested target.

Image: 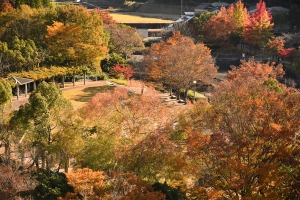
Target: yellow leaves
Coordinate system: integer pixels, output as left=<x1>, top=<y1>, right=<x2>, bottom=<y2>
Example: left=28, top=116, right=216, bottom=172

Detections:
left=45, top=21, right=64, bottom=38
left=65, top=168, right=106, bottom=199
left=270, top=122, right=282, bottom=132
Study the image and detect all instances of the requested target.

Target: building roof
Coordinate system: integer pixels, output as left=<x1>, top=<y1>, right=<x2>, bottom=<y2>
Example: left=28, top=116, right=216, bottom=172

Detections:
left=11, top=77, right=34, bottom=85
left=268, top=6, right=289, bottom=14
left=195, top=3, right=211, bottom=9
left=211, top=2, right=229, bottom=7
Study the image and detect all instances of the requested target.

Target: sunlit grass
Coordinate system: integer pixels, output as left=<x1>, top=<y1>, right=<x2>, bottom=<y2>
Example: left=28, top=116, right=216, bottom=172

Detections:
left=110, top=13, right=174, bottom=23
left=62, top=83, right=115, bottom=108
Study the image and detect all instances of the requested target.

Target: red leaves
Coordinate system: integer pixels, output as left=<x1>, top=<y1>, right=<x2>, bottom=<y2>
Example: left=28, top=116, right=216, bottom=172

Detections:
left=278, top=47, right=299, bottom=63
left=242, top=0, right=274, bottom=48
left=111, top=63, right=134, bottom=79
left=252, top=0, right=272, bottom=22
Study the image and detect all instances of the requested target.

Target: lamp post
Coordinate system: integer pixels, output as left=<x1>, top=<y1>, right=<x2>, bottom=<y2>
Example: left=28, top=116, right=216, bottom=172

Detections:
left=193, top=80, right=197, bottom=103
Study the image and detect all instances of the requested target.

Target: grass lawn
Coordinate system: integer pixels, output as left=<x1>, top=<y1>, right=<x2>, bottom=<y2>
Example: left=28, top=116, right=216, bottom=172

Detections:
left=62, top=83, right=115, bottom=108
left=110, top=13, right=174, bottom=23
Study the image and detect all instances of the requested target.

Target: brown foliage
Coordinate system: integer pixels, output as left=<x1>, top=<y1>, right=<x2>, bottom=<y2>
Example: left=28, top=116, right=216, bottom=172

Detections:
left=227, top=58, right=284, bottom=84
left=0, top=163, right=36, bottom=199
left=62, top=168, right=165, bottom=200
left=183, top=60, right=300, bottom=199
left=63, top=168, right=106, bottom=200
left=0, top=1, right=13, bottom=12
left=144, top=31, right=217, bottom=93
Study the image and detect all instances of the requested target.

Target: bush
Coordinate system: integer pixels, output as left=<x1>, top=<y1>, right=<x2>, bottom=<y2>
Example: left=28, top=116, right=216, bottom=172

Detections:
left=108, top=78, right=128, bottom=85
left=152, top=182, right=187, bottom=200
left=33, top=171, right=73, bottom=200
left=98, top=72, right=109, bottom=80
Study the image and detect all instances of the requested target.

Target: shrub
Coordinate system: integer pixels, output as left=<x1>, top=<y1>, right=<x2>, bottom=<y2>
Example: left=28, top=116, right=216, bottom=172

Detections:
left=152, top=182, right=187, bottom=200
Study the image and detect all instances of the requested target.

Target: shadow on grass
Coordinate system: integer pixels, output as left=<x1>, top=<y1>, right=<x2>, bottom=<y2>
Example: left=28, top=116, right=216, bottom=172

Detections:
left=73, top=85, right=116, bottom=102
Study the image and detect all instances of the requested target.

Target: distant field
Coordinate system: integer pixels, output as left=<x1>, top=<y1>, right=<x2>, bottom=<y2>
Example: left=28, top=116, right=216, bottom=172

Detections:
left=110, top=13, right=176, bottom=23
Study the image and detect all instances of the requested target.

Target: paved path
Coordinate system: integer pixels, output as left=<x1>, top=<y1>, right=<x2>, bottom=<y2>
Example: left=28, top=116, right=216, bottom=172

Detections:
left=10, top=80, right=189, bottom=111
left=11, top=80, right=110, bottom=111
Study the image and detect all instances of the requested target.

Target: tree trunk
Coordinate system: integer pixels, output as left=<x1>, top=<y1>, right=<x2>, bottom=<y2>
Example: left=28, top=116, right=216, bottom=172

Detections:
left=64, top=158, right=69, bottom=173
left=61, top=76, right=65, bottom=88
left=73, top=74, right=76, bottom=86
left=184, top=89, right=188, bottom=103
left=84, top=71, right=86, bottom=85
left=16, top=85, right=20, bottom=100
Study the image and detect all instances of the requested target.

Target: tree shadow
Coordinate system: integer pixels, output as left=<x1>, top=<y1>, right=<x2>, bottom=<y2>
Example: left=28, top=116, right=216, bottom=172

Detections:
left=73, top=85, right=116, bottom=102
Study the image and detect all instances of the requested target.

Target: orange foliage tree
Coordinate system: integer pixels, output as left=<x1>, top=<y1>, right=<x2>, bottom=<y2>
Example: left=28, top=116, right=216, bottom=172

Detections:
left=182, top=60, right=300, bottom=199
left=61, top=168, right=166, bottom=200
left=46, top=5, right=109, bottom=68
left=61, top=168, right=107, bottom=199
left=144, top=31, right=217, bottom=101
left=0, top=1, right=13, bottom=12
left=77, top=87, right=183, bottom=181
left=202, top=6, right=239, bottom=48
left=242, top=0, right=274, bottom=51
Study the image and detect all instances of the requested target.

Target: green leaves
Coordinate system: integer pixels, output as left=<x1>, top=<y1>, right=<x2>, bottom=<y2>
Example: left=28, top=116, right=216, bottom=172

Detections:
left=0, top=79, right=12, bottom=105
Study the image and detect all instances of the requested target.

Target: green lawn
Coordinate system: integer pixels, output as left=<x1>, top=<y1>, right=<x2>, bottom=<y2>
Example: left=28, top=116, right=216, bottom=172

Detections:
left=62, top=84, right=115, bottom=108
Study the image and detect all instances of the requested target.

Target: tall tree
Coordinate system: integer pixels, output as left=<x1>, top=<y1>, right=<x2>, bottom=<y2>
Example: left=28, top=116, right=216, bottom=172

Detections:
left=47, top=5, right=109, bottom=70
left=107, top=24, right=144, bottom=59
left=9, top=82, right=81, bottom=173
left=0, top=79, right=12, bottom=160
left=144, top=31, right=217, bottom=101
left=242, top=0, right=274, bottom=51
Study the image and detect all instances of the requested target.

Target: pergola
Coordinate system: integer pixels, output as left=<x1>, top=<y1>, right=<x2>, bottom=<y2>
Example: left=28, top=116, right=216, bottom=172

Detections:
left=11, top=76, right=35, bottom=100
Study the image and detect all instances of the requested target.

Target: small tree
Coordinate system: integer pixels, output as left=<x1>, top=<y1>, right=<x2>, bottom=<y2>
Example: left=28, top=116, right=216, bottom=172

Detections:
left=111, top=63, right=134, bottom=80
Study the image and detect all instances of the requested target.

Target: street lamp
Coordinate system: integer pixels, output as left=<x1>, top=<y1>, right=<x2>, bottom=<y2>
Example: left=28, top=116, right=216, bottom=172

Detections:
left=193, top=80, right=197, bottom=103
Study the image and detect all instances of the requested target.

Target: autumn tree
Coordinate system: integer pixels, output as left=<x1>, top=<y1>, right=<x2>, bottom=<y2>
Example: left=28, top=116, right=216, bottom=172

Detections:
left=228, top=0, right=247, bottom=33
left=106, top=24, right=144, bottom=59
left=242, top=0, right=274, bottom=51
left=0, top=1, right=13, bottom=12
left=278, top=47, right=299, bottom=63
left=61, top=169, right=166, bottom=200
left=202, top=7, right=239, bottom=48
left=77, top=87, right=182, bottom=182
left=63, top=168, right=107, bottom=199
left=93, top=8, right=116, bottom=26
left=110, top=63, right=134, bottom=80
left=182, top=60, right=300, bottom=199
left=46, top=5, right=109, bottom=71
left=144, top=31, right=217, bottom=101
left=265, top=37, right=285, bottom=59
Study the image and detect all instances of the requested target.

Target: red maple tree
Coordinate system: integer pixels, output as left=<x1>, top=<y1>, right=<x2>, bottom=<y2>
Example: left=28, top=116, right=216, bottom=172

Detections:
left=111, top=63, right=134, bottom=79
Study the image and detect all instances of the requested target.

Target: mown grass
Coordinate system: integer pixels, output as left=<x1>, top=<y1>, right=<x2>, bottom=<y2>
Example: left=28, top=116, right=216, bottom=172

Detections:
left=110, top=13, right=174, bottom=23
left=62, top=84, right=115, bottom=108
